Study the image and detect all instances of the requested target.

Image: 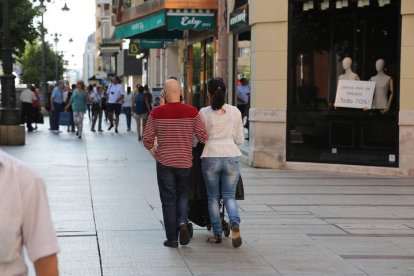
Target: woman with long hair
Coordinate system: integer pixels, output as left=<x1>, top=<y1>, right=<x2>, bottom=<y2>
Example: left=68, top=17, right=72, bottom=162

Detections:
left=66, top=81, right=87, bottom=139
left=199, top=77, right=244, bottom=247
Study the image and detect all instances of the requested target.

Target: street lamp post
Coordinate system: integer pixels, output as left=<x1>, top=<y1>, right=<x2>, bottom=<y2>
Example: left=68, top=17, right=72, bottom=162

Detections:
left=0, top=0, right=18, bottom=125
left=33, top=0, right=69, bottom=106
left=52, top=33, right=61, bottom=82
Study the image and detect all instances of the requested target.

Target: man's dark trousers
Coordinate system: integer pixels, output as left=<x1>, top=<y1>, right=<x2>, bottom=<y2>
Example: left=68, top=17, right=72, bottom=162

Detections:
left=51, top=102, right=63, bottom=130
left=156, top=162, right=191, bottom=242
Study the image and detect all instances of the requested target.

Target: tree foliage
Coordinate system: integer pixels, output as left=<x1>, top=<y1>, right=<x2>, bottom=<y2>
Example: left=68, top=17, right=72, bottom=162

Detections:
left=0, top=0, right=40, bottom=60
left=18, top=41, right=66, bottom=87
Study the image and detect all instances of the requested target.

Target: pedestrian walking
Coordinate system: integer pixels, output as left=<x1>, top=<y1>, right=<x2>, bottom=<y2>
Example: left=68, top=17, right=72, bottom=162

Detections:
left=66, top=80, right=87, bottom=139
left=143, top=79, right=208, bottom=248
left=19, top=84, right=36, bottom=132
left=133, top=85, right=151, bottom=141
left=199, top=77, right=244, bottom=248
left=122, top=86, right=133, bottom=131
left=87, top=85, right=94, bottom=121
left=90, top=86, right=104, bottom=132
left=50, top=81, right=65, bottom=132
left=0, top=149, right=59, bottom=276
left=32, top=87, right=41, bottom=130
left=107, top=76, right=124, bottom=133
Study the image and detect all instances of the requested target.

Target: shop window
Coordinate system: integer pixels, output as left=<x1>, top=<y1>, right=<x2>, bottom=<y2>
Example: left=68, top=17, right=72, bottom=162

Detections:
left=287, top=0, right=400, bottom=167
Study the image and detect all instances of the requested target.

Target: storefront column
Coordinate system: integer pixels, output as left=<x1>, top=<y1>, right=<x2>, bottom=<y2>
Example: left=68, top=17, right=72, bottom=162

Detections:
left=248, top=0, right=288, bottom=168
left=399, top=1, right=414, bottom=176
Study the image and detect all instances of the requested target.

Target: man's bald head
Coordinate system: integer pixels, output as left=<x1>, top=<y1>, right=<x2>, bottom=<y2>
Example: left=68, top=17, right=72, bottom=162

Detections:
left=164, top=79, right=181, bottom=103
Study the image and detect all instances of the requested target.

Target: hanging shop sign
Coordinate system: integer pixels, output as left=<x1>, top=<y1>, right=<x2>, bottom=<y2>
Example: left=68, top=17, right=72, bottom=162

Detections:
left=128, top=41, right=140, bottom=55
left=334, top=80, right=375, bottom=109
left=167, top=13, right=215, bottom=31
left=139, top=39, right=175, bottom=49
left=229, top=5, right=249, bottom=32
left=114, top=11, right=166, bottom=39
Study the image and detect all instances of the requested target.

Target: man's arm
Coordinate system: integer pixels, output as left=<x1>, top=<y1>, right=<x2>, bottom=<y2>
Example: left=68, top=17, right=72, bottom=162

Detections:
left=194, top=114, right=208, bottom=144
left=143, top=115, right=156, bottom=156
left=34, top=254, right=58, bottom=276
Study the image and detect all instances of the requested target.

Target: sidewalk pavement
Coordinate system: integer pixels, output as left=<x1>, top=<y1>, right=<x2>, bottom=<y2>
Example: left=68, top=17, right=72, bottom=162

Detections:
left=2, top=118, right=414, bottom=276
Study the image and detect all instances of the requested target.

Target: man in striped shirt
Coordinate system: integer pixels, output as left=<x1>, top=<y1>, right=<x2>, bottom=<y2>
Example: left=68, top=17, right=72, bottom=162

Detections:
left=143, top=79, right=208, bottom=248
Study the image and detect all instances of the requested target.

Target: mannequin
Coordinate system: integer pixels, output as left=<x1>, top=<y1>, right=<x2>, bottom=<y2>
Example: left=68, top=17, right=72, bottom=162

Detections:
left=339, top=57, right=360, bottom=81
left=370, top=59, right=394, bottom=114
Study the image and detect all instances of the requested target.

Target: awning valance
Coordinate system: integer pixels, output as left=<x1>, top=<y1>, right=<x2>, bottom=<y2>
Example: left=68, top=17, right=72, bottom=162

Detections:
left=114, top=10, right=215, bottom=40
left=114, top=11, right=166, bottom=39
left=167, top=12, right=215, bottom=31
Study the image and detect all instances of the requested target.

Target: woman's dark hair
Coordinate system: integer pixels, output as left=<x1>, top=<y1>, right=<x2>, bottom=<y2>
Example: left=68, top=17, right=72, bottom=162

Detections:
left=138, top=85, right=145, bottom=93
left=208, top=77, right=226, bottom=110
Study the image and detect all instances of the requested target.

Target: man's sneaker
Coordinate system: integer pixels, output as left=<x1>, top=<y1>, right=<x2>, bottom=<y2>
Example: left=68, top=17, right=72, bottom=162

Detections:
left=179, top=224, right=190, bottom=245
left=163, top=240, right=178, bottom=248
left=115, top=128, right=118, bottom=133
left=108, top=124, right=114, bottom=130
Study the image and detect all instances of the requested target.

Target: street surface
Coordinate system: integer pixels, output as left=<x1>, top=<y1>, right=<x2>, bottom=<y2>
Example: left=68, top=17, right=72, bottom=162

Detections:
left=2, top=118, right=414, bottom=276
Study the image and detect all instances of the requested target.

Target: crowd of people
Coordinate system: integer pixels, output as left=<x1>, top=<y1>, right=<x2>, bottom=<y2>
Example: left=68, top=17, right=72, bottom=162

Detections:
left=19, top=77, right=156, bottom=141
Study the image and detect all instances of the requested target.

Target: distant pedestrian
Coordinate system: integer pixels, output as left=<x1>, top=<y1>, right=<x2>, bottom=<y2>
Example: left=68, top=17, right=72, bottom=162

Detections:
left=90, top=86, right=104, bottom=132
left=122, top=86, right=133, bottom=131
left=32, top=87, right=41, bottom=130
left=143, top=79, right=208, bottom=248
left=199, top=77, right=244, bottom=248
left=87, top=84, right=93, bottom=121
left=50, top=81, right=65, bottom=132
left=66, top=80, right=87, bottom=139
left=133, top=85, right=151, bottom=141
left=0, top=149, right=59, bottom=275
left=20, top=84, right=36, bottom=132
left=107, top=76, right=124, bottom=133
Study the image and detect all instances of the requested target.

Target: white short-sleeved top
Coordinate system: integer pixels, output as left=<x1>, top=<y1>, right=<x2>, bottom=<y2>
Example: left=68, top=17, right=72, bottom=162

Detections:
left=107, top=83, right=124, bottom=104
left=0, top=150, right=59, bottom=276
left=199, top=104, right=244, bottom=158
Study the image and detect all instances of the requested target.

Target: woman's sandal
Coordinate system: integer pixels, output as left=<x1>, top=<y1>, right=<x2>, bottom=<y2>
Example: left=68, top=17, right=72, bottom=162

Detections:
left=231, top=223, right=242, bottom=248
left=206, top=236, right=222, bottom=244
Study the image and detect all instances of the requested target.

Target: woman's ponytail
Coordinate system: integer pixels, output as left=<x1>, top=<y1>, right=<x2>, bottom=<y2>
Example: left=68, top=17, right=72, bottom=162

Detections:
left=208, top=77, right=226, bottom=110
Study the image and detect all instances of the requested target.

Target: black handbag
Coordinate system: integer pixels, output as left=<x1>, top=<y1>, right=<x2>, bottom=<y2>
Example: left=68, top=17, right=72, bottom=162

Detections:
left=34, top=112, right=44, bottom=124
left=235, top=175, right=244, bottom=200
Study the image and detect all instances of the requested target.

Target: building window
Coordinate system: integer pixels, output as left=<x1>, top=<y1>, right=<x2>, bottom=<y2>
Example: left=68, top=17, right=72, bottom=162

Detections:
left=287, top=0, right=401, bottom=167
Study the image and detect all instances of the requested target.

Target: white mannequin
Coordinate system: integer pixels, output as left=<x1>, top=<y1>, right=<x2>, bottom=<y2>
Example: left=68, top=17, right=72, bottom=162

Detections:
left=339, top=57, right=360, bottom=80
left=370, top=59, right=394, bottom=114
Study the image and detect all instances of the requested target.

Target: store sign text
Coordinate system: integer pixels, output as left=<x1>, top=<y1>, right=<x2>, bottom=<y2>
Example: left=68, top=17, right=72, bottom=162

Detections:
left=334, top=80, right=375, bottom=109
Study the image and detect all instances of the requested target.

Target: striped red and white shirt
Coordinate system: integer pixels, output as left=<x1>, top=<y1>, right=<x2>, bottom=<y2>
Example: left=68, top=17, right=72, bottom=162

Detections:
left=143, top=102, right=208, bottom=168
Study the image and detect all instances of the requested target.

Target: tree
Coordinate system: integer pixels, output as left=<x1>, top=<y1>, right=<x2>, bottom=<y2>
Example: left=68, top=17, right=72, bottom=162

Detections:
left=0, top=0, right=40, bottom=60
left=18, top=41, right=66, bottom=87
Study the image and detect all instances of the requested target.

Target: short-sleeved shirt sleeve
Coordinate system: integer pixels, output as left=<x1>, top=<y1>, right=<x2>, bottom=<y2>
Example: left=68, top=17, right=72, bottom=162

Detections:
left=0, top=151, right=59, bottom=275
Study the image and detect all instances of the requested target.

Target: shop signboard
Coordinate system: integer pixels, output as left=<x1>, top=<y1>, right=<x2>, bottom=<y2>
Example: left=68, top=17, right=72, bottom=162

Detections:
left=167, top=13, right=215, bottom=31
left=139, top=39, right=174, bottom=49
left=229, top=5, right=249, bottom=32
left=128, top=41, right=140, bottom=55
left=334, top=80, right=375, bottom=109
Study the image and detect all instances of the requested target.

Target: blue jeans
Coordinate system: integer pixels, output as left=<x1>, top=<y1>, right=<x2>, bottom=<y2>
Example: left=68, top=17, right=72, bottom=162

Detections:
left=156, top=162, right=191, bottom=242
left=202, top=157, right=241, bottom=237
left=50, top=102, right=63, bottom=130
left=123, top=106, right=131, bottom=129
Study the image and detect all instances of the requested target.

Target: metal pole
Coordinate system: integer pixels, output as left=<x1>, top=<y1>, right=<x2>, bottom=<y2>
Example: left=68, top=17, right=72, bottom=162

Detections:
left=0, top=0, right=19, bottom=125
left=41, top=14, right=47, bottom=107
left=55, top=39, right=58, bottom=82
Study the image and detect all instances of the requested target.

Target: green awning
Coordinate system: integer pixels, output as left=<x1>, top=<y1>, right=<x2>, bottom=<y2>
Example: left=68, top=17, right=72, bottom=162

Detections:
left=114, top=11, right=166, bottom=39
left=167, top=12, right=215, bottom=31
